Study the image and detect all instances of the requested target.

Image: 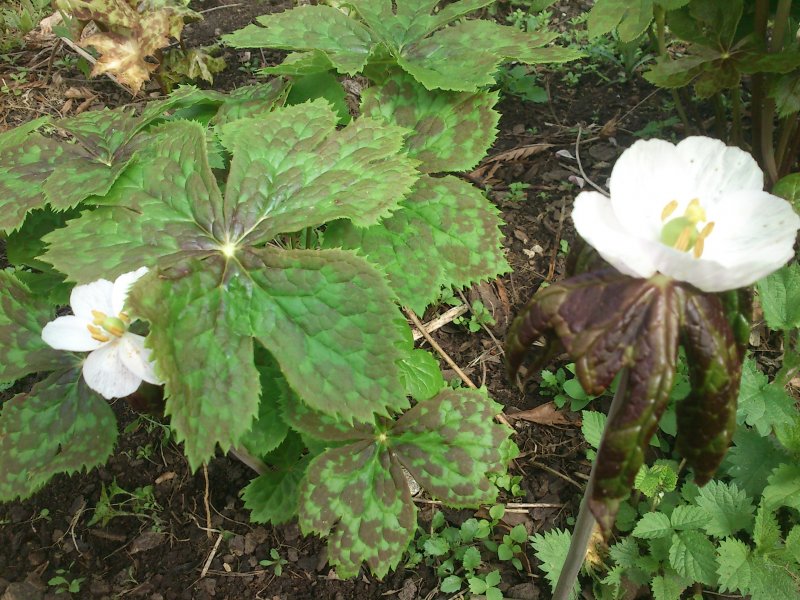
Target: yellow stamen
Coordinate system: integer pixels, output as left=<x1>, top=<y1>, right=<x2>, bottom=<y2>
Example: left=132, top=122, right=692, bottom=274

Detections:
left=684, top=198, right=706, bottom=224
left=661, top=200, right=679, bottom=221
left=692, top=222, right=716, bottom=258
left=87, top=324, right=110, bottom=343
left=673, top=226, right=693, bottom=252
left=119, top=311, right=131, bottom=324
left=699, top=221, right=715, bottom=238
left=91, top=309, right=108, bottom=325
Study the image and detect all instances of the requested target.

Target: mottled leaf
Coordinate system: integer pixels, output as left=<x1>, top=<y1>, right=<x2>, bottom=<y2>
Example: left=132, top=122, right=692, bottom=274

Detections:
left=676, top=293, right=740, bottom=484
left=222, top=5, right=374, bottom=75
left=238, top=346, right=291, bottom=457
left=243, top=246, right=412, bottom=422
left=0, top=369, right=116, bottom=501
left=0, top=271, right=74, bottom=381
left=128, top=259, right=261, bottom=471
left=217, top=100, right=419, bottom=241
left=360, top=71, right=499, bottom=172
left=324, top=175, right=509, bottom=314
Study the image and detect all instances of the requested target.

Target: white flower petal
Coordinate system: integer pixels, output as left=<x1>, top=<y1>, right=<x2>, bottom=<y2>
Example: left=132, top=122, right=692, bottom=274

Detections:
left=70, top=279, right=114, bottom=321
left=82, top=341, right=143, bottom=399
left=42, top=315, right=105, bottom=352
left=111, top=267, right=149, bottom=316
left=609, top=139, right=696, bottom=237
left=676, top=137, right=763, bottom=201
left=119, top=334, right=161, bottom=385
left=572, top=191, right=658, bottom=278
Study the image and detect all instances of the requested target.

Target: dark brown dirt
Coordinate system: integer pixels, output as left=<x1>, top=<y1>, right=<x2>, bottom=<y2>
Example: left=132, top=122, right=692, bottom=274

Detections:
left=0, top=1, right=681, bottom=599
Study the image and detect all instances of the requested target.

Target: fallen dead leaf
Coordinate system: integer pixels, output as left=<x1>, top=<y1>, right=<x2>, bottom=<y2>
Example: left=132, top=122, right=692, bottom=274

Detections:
left=506, top=402, right=573, bottom=426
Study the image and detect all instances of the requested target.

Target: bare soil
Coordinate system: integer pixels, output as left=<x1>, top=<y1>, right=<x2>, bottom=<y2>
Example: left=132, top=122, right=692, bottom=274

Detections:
left=0, top=1, right=684, bottom=598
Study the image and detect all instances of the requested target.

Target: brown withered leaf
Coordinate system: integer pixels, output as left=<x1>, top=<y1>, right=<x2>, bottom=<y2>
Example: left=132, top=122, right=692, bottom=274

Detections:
left=506, top=401, right=572, bottom=426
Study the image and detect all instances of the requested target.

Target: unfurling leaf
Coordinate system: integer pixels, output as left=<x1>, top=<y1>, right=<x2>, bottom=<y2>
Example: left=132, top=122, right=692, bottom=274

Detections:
left=506, top=270, right=743, bottom=535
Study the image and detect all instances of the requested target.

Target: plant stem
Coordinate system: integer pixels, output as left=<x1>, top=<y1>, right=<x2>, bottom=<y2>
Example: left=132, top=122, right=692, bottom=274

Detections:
left=751, top=0, right=770, bottom=167
left=652, top=6, right=692, bottom=133
left=551, top=370, right=629, bottom=600
left=776, top=113, right=798, bottom=177
left=731, top=85, right=743, bottom=147
left=771, top=0, right=793, bottom=53
left=712, top=93, right=727, bottom=141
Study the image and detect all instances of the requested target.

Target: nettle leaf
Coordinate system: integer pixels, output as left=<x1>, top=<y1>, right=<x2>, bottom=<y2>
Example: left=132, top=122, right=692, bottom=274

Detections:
left=299, top=388, right=511, bottom=577
left=581, top=410, right=606, bottom=450
left=757, top=263, right=800, bottom=330
left=130, top=259, right=261, bottom=470
left=763, top=463, right=800, bottom=511
left=693, top=480, right=754, bottom=538
left=0, top=369, right=116, bottom=501
left=530, top=528, right=579, bottom=599
left=737, top=358, right=795, bottom=436
left=747, top=554, right=800, bottom=599
left=668, top=530, right=718, bottom=586
left=722, top=427, right=788, bottom=499
left=588, top=0, right=654, bottom=43
left=633, top=512, right=673, bottom=539
left=717, top=537, right=751, bottom=594
left=753, top=500, right=781, bottom=552
left=324, top=175, right=509, bottom=314
left=217, top=100, right=418, bottom=238
left=772, top=173, right=800, bottom=213
left=0, top=271, right=74, bottom=381
left=651, top=572, right=691, bottom=600
left=0, top=121, right=64, bottom=232
left=222, top=5, right=374, bottom=75
left=771, top=73, right=800, bottom=118
left=360, top=71, right=499, bottom=172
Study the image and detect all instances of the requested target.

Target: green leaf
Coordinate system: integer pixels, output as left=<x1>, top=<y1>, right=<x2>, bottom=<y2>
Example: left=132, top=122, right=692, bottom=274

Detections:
left=462, top=545, right=481, bottom=570
left=717, top=538, right=751, bottom=594
left=669, top=505, right=706, bottom=531
left=298, top=388, right=512, bottom=577
left=398, top=348, right=445, bottom=401
left=762, top=463, right=800, bottom=511
left=588, top=0, right=654, bottom=43
left=668, top=530, right=718, bottom=586
left=217, top=101, right=419, bottom=238
left=752, top=500, right=781, bottom=552
left=360, top=72, right=500, bottom=172
left=770, top=73, right=800, bottom=119
left=286, top=72, right=350, bottom=124
left=651, top=572, right=690, bottom=600
left=0, top=369, right=116, bottom=501
left=0, top=270, right=74, bottom=381
left=722, top=426, right=789, bottom=498
left=246, top=247, right=412, bottom=422
left=634, top=463, right=678, bottom=498
left=323, top=175, right=509, bottom=314
left=129, top=260, right=261, bottom=471
left=238, top=347, right=291, bottom=457
left=581, top=410, right=606, bottom=450
left=633, top=512, right=673, bottom=539
left=530, top=528, right=579, bottom=599
left=747, top=554, right=800, bottom=599
left=0, top=125, right=63, bottom=232
left=222, top=5, right=374, bottom=75
left=757, top=263, right=800, bottom=330
left=424, top=536, right=450, bottom=556
left=737, top=359, right=796, bottom=437
left=786, top=525, right=800, bottom=564
left=242, top=450, right=310, bottom=525
left=440, top=575, right=462, bottom=593
left=693, top=480, right=754, bottom=538
left=772, top=173, right=800, bottom=213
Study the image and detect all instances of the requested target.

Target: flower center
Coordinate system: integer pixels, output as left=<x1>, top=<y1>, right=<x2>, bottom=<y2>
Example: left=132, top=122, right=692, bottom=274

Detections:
left=86, top=309, right=131, bottom=343
left=659, top=198, right=715, bottom=259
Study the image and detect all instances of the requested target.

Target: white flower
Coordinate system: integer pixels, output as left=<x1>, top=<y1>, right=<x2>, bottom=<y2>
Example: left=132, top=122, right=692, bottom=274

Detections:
left=572, top=136, right=800, bottom=292
left=42, top=267, right=161, bottom=399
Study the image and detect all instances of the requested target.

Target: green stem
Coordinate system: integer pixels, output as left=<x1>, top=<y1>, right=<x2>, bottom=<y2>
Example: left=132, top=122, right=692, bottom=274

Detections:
left=776, top=113, right=798, bottom=176
left=652, top=6, right=692, bottom=133
left=771, top=0, right=793, bottom=53
left=552, top=371, right=629, bottom=600
left=751, top=0, right=770, bottom=166
left=712, top=93, right=727, bottom=141
left=731, top=85, right=743, bottom=147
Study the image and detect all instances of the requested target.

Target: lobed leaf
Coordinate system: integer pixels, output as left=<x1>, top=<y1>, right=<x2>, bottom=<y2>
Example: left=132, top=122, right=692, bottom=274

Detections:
left=128, top=259, right=261, bottom=471
left=217, top=101, right=419, bottom=240
left=693, top=480, right=754, bottom=538
left=324, top=175, right=509, bottom=314
left=360, top=72, right=500, bottom=172
left=721, top=427, right=788, bottom=498
left=222, top=5, right=374, bottom=74
left=0, top=271, right=75, bottom=381
left=756, top=263, right=800, bottom=330
left=0, top=369, right=116, bottom=501
left=736, top=358, right=796, bottom=436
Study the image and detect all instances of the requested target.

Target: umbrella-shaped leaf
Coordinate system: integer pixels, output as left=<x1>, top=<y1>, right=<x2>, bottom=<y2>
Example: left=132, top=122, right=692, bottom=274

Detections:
left=299, top=387, right=512, bottom=577
left=0, top=369, right=116, bottom=501
left=324, top=175, right=509, bottom=313
left=217, top=100, right=418, bottom=240
left=360, top=72, right=500, bottom=172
